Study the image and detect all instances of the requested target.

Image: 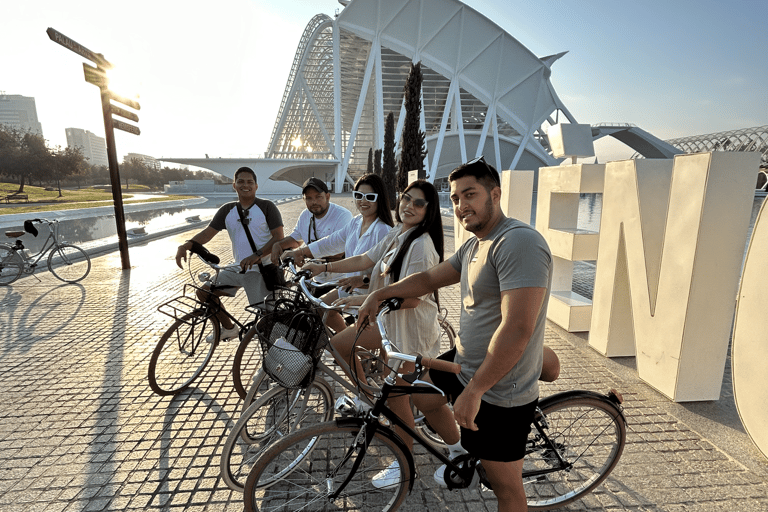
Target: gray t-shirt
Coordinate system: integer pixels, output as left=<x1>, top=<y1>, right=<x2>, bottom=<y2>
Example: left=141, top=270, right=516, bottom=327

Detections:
left=448, top=216, right=552, bottom=407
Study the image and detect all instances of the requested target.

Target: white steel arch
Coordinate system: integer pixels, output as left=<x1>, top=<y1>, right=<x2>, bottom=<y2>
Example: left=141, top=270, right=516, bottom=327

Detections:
left=266, top=0, right=578, bottom=190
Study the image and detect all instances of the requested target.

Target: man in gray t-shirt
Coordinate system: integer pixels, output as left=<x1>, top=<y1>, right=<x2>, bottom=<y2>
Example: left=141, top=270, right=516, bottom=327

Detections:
left=358, top=157, right=553, bottom=512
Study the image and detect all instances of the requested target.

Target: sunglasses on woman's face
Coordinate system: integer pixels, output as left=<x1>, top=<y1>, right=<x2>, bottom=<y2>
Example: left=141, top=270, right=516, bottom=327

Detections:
left=399, top=192, right=428, bottom=209
left=353, top=191, right=378, bottom=202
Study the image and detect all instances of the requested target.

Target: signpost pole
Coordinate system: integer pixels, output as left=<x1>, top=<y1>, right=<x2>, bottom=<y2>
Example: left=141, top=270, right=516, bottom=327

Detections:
left=47, top=28, right=137, bottom=270
left=99, top=84, right=131, bottom=269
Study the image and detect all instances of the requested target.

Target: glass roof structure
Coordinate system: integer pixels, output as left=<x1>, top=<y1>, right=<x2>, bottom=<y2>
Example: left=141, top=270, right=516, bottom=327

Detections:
left=266, top=0, right=578, bottom=190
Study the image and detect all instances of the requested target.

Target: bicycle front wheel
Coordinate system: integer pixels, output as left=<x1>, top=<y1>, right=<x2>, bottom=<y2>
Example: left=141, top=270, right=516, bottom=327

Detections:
left=47, top=243, right=91, bottom=283
left=148, top=310, right=219, bottom=395
left=220, top=378, right=334, bottom=492
left=524, top=396, right=626, bottom=510
left=244, top=422, right=411, bottom=512
left=0, top=244, right=23, bottom=285
left=232, top=324, right=264, bottom=401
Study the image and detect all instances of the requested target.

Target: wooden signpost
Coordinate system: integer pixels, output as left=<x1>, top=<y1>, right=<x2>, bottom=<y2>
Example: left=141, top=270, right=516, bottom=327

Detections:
left=46, top=27, right=141, bottom=270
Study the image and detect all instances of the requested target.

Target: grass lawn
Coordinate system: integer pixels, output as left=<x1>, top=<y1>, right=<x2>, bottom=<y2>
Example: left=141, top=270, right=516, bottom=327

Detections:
left=0, top=183, right=197, bottom=215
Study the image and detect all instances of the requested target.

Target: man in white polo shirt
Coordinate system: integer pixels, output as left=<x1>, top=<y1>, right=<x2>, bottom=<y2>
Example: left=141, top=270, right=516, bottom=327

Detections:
left=271, top=177, right=352, bottom=280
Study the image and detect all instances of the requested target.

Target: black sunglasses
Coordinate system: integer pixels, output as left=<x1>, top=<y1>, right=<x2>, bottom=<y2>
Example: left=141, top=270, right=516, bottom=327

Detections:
left=399, top=192, right=428, bottom=209
left=465, top=155, right=501, bottom=186
left=353, top=191, right=378, bottom=202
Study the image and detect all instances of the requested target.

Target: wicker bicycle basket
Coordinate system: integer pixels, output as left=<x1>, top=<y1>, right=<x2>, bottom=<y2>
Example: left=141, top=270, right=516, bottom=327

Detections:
left=256, top=308, right=328, bottom=389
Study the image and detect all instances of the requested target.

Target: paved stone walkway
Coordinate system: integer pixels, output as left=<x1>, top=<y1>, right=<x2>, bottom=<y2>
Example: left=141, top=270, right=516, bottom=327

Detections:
left=1, top=195, right=767, bottom=511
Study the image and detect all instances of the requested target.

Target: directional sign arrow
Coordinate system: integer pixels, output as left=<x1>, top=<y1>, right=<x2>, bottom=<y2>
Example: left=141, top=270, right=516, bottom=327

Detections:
left=109, top=92, right=141, bottom=111
left=83, top=63, right=108, bottom=87
left=113, top=119, right=141, bottom=136
left=110, top=105, right=139, bottom=123
left=47, top=28, right=112, bottom=69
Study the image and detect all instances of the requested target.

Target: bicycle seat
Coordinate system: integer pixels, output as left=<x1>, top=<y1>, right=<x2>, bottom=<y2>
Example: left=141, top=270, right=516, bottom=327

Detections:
left=4, top=231, right=25, bottom=238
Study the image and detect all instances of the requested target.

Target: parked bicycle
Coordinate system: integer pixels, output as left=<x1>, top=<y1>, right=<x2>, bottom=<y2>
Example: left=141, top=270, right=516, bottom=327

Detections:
left=219, top=259, right=457, bottom=493
left=1, top=218, right=91, bottom=285
left=242, top=298, right=627, bottom=512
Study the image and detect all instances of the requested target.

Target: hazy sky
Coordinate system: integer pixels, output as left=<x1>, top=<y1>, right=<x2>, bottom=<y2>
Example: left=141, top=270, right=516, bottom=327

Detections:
left=3, top=0, right=766, bottom=165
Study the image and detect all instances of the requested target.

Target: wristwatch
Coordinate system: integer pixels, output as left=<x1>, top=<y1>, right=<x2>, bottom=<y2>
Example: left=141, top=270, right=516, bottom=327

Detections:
left=363, top=276, right=370, bottom=284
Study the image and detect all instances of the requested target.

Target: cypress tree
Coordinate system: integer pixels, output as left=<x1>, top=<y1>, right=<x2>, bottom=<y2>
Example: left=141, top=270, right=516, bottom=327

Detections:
left=382, top=112, right=397, bottom=207
left=398, top=61, right=427, bottom=187
left=374, top=149, right=382, bottom=176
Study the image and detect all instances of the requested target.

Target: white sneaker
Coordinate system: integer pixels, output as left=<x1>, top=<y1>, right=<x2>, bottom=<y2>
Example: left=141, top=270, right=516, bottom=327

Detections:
left=372, top=461, right=401, bottom=489
left=334, top=395, right=372, bottom=416
left=434, top=448, right=468, bottom=489
left=433, top=464, right=448, bottom=488
left=207, top=325, right=239, bottom=343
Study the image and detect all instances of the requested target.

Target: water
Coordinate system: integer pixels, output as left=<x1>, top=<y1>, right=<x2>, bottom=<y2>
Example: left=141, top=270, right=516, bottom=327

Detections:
left=3, top=194, right=298, bottom=254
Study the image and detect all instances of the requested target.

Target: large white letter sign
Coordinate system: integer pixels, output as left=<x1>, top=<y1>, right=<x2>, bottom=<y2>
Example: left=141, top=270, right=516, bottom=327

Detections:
left=536, top=163, right=604, bottom=332
left=732, top=198, right=768, bottom=459
left=589, top=152, right=760, bottom=401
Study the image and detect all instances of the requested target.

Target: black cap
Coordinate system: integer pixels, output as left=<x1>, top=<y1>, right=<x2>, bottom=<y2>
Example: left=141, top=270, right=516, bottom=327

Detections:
left=302, top=177, right=329, bottom=194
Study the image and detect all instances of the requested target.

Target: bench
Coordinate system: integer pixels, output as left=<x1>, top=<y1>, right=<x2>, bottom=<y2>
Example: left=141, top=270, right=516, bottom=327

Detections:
left=3, top=193, right=29, bottom=204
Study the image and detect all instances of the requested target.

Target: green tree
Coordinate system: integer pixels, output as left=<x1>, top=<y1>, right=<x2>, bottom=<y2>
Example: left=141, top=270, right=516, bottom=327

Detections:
left=374, top=149, right=382, bottom=176
left=0, top=127, right=49, bottom=192
left=367, top=148, right=374, bottom=174
left=382, top=112, right=397, bottom=207
left=49, top=146, right=86, bottom=196
left=120, top=157, right=149, bottom=190
left=398, top=61, right=427, bottom=187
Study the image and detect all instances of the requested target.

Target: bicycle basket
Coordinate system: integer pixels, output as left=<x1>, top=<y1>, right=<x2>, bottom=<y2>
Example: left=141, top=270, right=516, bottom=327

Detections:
left=257, top=308, right=328, bottom=389
left=245, top=286, right=310, bottom=316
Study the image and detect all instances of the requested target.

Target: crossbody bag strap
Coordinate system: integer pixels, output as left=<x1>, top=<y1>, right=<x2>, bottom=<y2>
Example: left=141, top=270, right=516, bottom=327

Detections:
left=236, top=203, right=265, bottom=271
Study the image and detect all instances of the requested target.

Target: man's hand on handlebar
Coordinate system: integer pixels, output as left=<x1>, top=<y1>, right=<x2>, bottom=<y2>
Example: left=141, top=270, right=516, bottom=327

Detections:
left=239, top=253, right=262, bottom=271
left=175, top=245, right=188, bottom=269
left=283, top=248, right=306, bottom=267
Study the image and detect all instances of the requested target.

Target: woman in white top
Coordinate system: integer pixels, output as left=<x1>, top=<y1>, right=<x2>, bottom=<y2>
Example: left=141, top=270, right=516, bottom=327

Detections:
left=285, top=174, right=394, bottom=332
left=303, top=179, right=444, bottom=470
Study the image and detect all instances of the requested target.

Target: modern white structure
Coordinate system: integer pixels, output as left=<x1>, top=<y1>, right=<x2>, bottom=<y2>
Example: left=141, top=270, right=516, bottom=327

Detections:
left=164, top=0, right=677, bottom=190
left=125, top=152, right=161, bottom=171
left=0, top=93, right=43, bottom=137
left=66, top=128, right=108, bottom=167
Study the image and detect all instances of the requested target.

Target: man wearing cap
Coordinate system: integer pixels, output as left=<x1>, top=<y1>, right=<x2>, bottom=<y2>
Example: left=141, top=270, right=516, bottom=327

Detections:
left=271, top=177, right=353, bottom=278
left=175, top=166, right=284, bottom=341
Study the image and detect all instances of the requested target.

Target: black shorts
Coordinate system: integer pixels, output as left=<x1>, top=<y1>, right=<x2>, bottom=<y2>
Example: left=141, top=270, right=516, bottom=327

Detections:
left=429, top=348, right=538, bottom=462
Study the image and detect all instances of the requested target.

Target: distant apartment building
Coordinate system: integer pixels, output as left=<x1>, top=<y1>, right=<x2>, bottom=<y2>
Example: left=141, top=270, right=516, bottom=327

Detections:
left=65, top=128, right=108, bottom=167
left=125, top=152, right=161, bottom=171
left=0, top=93, right=44, bottom=136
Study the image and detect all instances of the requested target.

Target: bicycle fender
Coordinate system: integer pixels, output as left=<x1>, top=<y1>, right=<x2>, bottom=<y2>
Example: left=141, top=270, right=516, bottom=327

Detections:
left=334, top=417, right=417, bottom=493
left=538, top=390, right=627, bottom=425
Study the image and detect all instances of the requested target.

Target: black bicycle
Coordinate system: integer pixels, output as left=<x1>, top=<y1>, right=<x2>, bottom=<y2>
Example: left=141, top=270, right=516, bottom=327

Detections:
left=148, top=243, right=270, bottom=396
left=242, top=298, right=627, bottom=511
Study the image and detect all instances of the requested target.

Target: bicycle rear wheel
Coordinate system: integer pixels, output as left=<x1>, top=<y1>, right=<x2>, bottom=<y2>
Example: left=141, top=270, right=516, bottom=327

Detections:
left=524, top=396, right=626, bottom=510
left=0, top=244, right=23, bottom=285
left=244, top=422, right=411, bottom=512
left=220, top=378, right=334, bottom=492
left=148, top=310, right=219, bottom=395
left=47, top=243, right=90, bottom=283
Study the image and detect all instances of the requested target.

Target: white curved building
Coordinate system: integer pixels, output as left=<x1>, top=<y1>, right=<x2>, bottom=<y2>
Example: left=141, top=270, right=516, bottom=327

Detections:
left=168, top=0, right=583, bottom=192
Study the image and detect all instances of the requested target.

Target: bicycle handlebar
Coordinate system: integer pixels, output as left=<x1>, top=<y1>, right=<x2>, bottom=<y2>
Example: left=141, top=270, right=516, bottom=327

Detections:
left=280, top=257, right=346, bottom=311
left=376, top=298, right=461, bottom=375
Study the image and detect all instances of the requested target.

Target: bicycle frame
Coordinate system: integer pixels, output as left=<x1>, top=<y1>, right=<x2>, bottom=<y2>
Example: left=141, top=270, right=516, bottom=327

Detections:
left=13, top=220, right=62, bottom=267
left=325, top=300, right=601, bottom=499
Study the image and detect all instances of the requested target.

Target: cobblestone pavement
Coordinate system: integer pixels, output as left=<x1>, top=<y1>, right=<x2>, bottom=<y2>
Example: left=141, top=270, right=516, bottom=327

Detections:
left=1, top=195, right=767, bottom=511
